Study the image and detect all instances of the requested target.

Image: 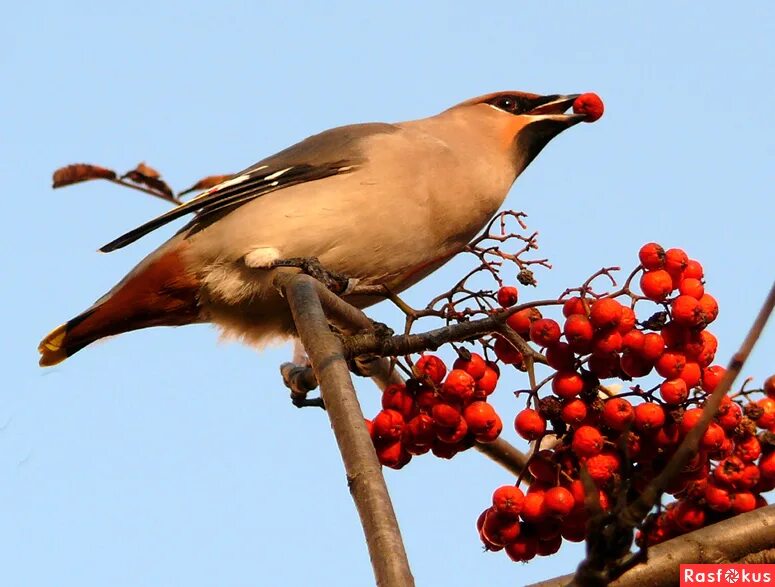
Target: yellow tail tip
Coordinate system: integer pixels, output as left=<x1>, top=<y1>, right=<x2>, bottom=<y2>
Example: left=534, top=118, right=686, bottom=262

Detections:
left=38, top=324, right=68, bottom=367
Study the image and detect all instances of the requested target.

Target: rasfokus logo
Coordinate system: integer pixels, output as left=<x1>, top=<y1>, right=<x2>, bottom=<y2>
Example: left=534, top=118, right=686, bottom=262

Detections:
left=681, top=564, right=774, bottom=586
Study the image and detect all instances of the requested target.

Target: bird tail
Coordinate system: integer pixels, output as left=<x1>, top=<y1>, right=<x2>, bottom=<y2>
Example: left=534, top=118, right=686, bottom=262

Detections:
left=38, top=247, right=201, bottom=366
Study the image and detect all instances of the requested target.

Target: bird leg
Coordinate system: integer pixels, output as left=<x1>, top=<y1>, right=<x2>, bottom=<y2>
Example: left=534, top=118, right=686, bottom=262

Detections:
left=271, top=257, right=352, bottom=294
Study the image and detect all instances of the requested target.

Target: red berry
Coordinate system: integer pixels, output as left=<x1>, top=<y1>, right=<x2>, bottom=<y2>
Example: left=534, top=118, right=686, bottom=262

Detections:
left=376, top=440, right=411, bottom=469
left=638, top=242, right=665, bottom=270
left=528, top=452, right=557, bottom=483
left=698, top=294, right=719, bottom=324
left=381, top=383, right=415, bottom=420
left=572, top=92, right=604, bottom=122
left=520, top=492, right=547, bottom=523
left=655, top=351, right=686, bottom=379
left=463, top=401, right=499, bottom=436
left=431, top=403, right=461, bottom=429
left=621, top=329, right=645, bottom=353
left=492, top=485, right=525, bottom=516
left=664, top=248, right=688, bottom=275
left=701, top=365, right=726, bottom=393
left=515, top=408, right=546, bottom=440
left=481, top=508, right=521, bottom=546
left=537, top=534, right=563, bottom=556
left=678, top=277, right=705, bottom=300
left=759, top=452, right=775, bottom=480
left=671, top=295, right=703, bottom=327
left=474, top=367, right=499, bottom=398
left=543, top=487, right=575, bottom=517
left=441, top=369, right=475, bottom=403
left=679, top=407, right=704, bottom=435
left=505, top=533, right=538, bottom=562
left=474, top=412, right=503, bottom=443
left=592, top=330, right=622, bottom=355
left=497, top=286, right=519, bottom=308
left=734, top=434, right=761, bottom=463
left=684, top=259, right=704, bottom=279
left=572, top=425, right=604, bottom=458
left=561, top=399, right=588, bottom=427
left=588, top=352, right=620, bottom=379
left=755, top=398, right=775, bottom=429
left=436, top=416, right=468, bottom=444
left=673, top=500, right=705, bottom=532
left=506, top=307, right=542, bottom=337
left=732, top=492, right=757, bottom=514
left=563, top=314, right=594, bottom=351
left=414, top=386, right=438, bottom=413
left=640, top=270, right=673, bottom=301
left=661, top=321, right=690, bottom=348
left=659, top=378, right=688, bottom=405
left=618, top=306, right=637, bottom=334
left=639, top=333, right=666, bottom=362
left=530, top=318, right=561, bottom=347
left=414, top=355, right=447, bottom=385
left=430, top=438, right=463, bottom=459
left=372, top=409, right=405, bottom=442
left=620, top=353, right=653, bottom=378
left=552, top=371, right=585, bottom=399
left=700, top=422, right=726, bottom=451
left=634, top=403, right=665, bottom=432
left=585, top=451, right=620, bottom=486
left=493, top=335, right=523, bottom=365
left=602, top=398, right=634, bottom=431
left=546, top=342, right=576, bottom=370
left=562, top=296, right=587, bottom=317
left=453, top=352, right=487, bottom=380
left=405, top=414, right=436, bottom=448
left=765, top=375, right=775, bottom=399
left=705, top=482, right=732, bottom=512
left=678, top=361, right=702, bottom=389
left=590, top=298, right=623, bottom=329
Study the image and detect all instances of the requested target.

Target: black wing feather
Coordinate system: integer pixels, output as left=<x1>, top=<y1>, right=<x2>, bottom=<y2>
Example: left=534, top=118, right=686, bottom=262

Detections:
left=98, top=122, right=398, bottom=253
left=99, top=162, right=353, bottom=252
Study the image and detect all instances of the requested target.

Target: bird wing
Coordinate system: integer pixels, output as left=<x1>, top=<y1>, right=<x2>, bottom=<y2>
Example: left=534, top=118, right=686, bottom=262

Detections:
left=99, top=122, right=398, bottom=253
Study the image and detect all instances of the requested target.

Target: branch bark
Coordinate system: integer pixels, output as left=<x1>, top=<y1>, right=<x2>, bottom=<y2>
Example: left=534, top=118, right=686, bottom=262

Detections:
left=527, top=505, right=775, bottom=587
left=343, top=308, right=549, bottom=365
left=280, top=274, right=414, bottom=587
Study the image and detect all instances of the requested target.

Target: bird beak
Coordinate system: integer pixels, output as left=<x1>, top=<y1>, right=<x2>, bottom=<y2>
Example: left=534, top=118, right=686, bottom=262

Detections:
left=525, top=94, right=585, bottom=125
left=512, top=94, right=586, bottom=171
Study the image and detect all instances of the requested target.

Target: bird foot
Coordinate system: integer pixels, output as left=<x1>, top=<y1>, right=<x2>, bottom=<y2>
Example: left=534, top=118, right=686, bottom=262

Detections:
left=271, top=257, right=351, bottom=295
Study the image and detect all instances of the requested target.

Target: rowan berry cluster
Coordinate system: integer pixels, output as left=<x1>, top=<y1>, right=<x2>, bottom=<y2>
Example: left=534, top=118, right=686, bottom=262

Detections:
left=366, top=352, right=503, bottom=468
left=475, top=242, right=773, bottom=562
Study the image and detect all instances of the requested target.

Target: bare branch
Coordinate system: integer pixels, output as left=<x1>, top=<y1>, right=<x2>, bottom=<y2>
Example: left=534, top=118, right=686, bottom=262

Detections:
left=526, top=505, right=775, bottom=587
left=279, top=274, right=415, bottom=587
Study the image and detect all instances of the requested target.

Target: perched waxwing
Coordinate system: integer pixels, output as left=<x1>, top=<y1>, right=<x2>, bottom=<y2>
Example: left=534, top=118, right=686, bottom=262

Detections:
left=39, top=91, right=592, bottom=366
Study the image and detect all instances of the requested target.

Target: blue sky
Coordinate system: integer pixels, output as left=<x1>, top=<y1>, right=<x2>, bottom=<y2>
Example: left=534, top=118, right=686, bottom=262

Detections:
left=2, top=2, right=773, bottom=586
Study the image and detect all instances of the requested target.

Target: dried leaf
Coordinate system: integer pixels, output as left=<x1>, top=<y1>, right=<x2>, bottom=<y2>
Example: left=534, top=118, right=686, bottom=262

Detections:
left=178, top=174, right=233, bottom=197
left=122, top=162, right=175, bottom=200
left=133, top=162, right=161, bottom=179
left=52, top=164, right=117, bottom=188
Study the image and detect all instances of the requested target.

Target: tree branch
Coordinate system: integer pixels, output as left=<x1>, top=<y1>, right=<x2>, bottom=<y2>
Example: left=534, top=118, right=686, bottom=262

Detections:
left=527, top=505, right=775, bottom=587
left=279, top=274, right=415, bottom=587
left=343, top=302, right=558, bottom=363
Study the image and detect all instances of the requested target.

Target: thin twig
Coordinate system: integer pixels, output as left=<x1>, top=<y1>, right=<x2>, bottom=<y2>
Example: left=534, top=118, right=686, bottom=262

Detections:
left=107, top=177, right=181, bottom=204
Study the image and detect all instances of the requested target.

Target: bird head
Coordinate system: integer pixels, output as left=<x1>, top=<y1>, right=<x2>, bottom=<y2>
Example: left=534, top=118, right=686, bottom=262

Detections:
left=446, top=91, right=588, bottom=177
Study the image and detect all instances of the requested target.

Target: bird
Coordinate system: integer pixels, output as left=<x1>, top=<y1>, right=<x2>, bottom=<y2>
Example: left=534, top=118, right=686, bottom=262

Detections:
left=38, top=90, right=592, bottom=366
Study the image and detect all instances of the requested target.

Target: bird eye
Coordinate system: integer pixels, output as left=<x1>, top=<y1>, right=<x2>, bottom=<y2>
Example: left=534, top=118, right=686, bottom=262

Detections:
left=498, top=97, right=515, bottom=110
left=487, top=95, right=525, bottom=114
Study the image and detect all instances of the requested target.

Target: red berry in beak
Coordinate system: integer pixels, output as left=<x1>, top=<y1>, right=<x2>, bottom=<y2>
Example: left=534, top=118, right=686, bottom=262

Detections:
left=572, top=93, right=604, bottom=122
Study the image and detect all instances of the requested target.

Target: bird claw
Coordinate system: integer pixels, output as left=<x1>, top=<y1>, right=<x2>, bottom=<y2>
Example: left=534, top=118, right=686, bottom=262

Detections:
left=272, top=257, right=351, bottom=294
